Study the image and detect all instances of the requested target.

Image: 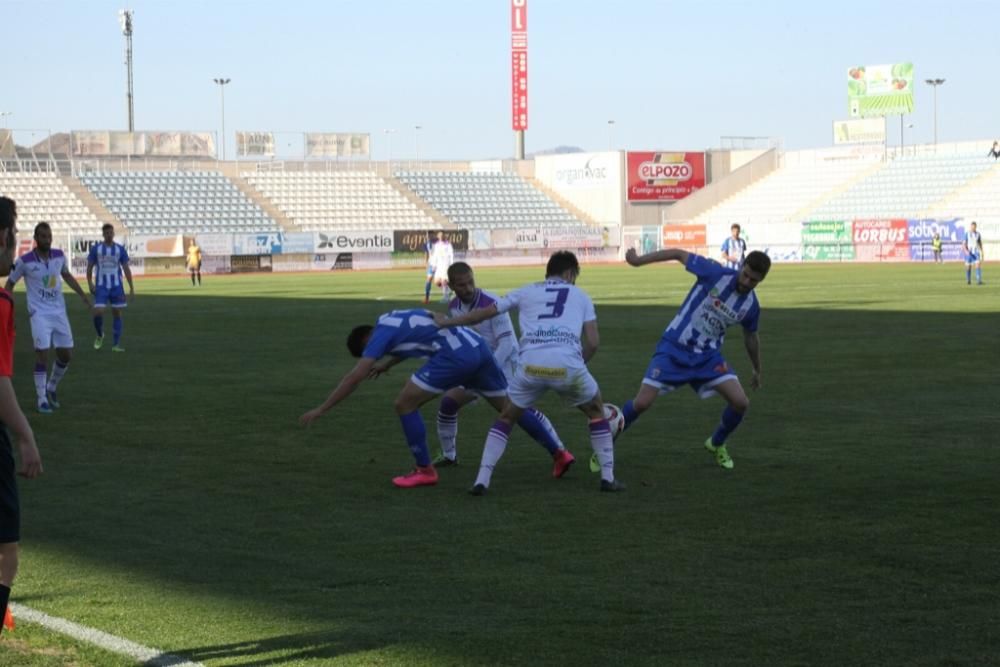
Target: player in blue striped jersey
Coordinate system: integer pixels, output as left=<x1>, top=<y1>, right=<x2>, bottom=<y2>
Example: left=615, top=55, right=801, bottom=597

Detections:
left=613, top=246, right=770, bottom=470
left=86, top=224, right=134, bottom=352
left=299, top=307, right=568, bottom=488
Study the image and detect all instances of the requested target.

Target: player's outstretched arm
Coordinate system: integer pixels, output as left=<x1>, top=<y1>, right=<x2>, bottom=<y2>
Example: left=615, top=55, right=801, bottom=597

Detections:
left=368, top=355, right=404, bottom=379
left=299, top=357, right=377, bottom=427
left=625, top=248, right=689, bottom=267
left=0, top=379, right=42, bottom=479
left=86, top=261, right=96, bottom=294
left=433, top=303, right=499, bottom=328
left=61, top=269, right=91, bottom=307
left=743, top=329, right=762, bottom=390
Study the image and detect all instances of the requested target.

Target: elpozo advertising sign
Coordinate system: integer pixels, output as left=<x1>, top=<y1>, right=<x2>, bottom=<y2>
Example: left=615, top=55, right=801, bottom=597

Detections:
left=626, top=152, right=705, bottom=202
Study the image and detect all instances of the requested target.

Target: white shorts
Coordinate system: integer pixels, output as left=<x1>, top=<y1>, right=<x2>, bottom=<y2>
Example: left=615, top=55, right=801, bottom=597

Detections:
left=434, top=266, right=449, bottom=284
left=507, top=362, right=599, bottom=409
left=29, top=312, right=74, bottom=350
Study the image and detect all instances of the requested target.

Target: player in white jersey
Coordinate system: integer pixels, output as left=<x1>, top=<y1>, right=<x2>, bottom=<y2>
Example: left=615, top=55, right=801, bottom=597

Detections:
left=963, top=221, right=984, bottom=285
left=86, top=224, right=134, bottom=352
left=435, top=251, right=624, bottom=494
left=429, top=232, right=454, bottom=303
left=610, top=247, right=770, bottom=471
left=5, top=223, right=92, bottom=413
left=432, top=262, right=572, bottom=477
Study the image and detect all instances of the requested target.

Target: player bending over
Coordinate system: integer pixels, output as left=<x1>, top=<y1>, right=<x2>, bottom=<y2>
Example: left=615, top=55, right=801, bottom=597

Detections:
left=299, top=308, right=574, bottom=488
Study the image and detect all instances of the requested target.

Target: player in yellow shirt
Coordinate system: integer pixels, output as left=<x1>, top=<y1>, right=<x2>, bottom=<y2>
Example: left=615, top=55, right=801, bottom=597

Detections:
left=186, top=240, right=202, bottom=286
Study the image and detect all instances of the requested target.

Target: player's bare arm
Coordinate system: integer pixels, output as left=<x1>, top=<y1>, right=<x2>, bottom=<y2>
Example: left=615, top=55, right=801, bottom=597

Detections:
left=743, top=329, right=762, bottom=390
left=300, top=357, right=377, bottom=426
left=581, top=319, right=600, bottom=363
left=123, top=263, right=135, bottom=301
left=369, top=354, right=404, bottom=379
left=86, top=261, right=96, bottom=293
left=0, top=379, right=42, bottom=479
left=433, top=303, right=499, bottom=328
left=61, top=268, right=91, bottom=307
left=626, top=247, right=690, bottom=267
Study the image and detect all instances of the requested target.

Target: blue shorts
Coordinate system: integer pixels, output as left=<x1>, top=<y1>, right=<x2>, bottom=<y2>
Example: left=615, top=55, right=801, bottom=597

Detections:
left=94, top=285, right=127, bottom=308
left=966, top=251, right=981, bottom=264
left=411, top=345, right=508, bottom=397
left=642, top=344, right=737, bottom=399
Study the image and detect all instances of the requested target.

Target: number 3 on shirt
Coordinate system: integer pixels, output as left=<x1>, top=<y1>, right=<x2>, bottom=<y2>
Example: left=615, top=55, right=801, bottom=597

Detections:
left=538, top=287, right=569, bottom=319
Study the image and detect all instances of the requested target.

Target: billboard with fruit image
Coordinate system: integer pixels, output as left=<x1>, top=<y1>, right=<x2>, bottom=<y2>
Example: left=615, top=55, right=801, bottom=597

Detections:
left=847, top=63, right=914, bottom=117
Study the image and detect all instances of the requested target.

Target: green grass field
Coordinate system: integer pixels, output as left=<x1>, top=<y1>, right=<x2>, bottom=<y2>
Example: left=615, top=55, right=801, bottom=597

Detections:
left=1, top=262, right=997, bottom=666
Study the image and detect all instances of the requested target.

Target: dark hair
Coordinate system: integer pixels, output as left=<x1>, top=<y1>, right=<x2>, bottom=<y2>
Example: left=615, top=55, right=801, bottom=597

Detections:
left=731, top=223, right=741, bottom=231
left=34, top=221, right=51, bottom=236
left=447, top=261, right=473, bottom=284
left=545, top=251, right=579, bottom=279
left=102, top=223, right=114, bottom=233
left=745, top=250, right=771, bottom=276
left=346, top=324, right=374, bottom=358
left=0, top=196, right=15, bottom=230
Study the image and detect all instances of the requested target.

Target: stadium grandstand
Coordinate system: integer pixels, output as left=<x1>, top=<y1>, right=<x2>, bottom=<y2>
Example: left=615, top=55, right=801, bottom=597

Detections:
left=0, top=129, right=997, bottom=271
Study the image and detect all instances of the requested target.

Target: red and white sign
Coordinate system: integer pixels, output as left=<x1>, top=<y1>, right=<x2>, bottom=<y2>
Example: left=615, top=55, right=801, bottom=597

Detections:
left=511, top=0, right=528, bottom=131
left=627, top=151, right=706, bottom=201
left=853, top=219, right=909, bottom=261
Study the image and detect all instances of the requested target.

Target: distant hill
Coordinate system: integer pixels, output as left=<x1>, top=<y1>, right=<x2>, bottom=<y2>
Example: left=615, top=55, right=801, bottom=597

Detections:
left=527, top=145, right=584, bottom=157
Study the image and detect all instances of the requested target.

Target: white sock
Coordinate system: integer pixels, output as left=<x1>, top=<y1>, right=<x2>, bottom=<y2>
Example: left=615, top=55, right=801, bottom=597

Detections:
left=47, top=361, right=69, bottom=392
left=590, top=420, right=615, bottom=482
left=475, top=424, right=511, bottom=488
left=33, top=370, right=47, bottom=404
left=437, top=412, right=458, bottom=460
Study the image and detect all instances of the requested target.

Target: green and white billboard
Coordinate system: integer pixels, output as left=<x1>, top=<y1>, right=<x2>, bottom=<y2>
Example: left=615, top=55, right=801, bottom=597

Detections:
left=847, top=63, right=914, bottom=118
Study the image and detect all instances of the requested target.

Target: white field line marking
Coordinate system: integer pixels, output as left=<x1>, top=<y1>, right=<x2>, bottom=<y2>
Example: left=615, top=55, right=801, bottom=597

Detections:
left=9, top=603, right=204, bottom=667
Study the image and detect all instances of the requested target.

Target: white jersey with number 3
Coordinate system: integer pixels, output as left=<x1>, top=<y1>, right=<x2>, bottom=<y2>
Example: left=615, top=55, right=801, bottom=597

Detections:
left=495, top=277, right=596, bottom=368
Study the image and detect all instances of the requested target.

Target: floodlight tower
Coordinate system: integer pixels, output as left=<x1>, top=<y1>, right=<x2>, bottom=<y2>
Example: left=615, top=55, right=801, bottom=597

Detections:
left=118, top=9, right=135, bottom=132
left=924, top=78, right=946, bottom=145
left=213, top=78, right=231, bottom=160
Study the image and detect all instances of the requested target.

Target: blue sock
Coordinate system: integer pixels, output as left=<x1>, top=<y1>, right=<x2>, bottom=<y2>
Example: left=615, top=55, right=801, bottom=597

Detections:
left=93, top=315, right=104, bottom=336
left=711, top=406, right=745, bottom=446
left=516, top=409, right=561, bottom=455
left=622, top=400, right=640, bottom=432
left=112, top=318, right=123, bottom=345
left=399, top=411, right=430, bottom=466
left=976, top=267, right=982, bottom=283
left=424, top=280, right=432, bottom=301
left=966, top=268, right=972, bottom=283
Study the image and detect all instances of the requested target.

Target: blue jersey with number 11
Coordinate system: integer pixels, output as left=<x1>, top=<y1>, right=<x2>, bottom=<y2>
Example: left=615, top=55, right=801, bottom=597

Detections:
left=362, top=309, right=484, bottom=360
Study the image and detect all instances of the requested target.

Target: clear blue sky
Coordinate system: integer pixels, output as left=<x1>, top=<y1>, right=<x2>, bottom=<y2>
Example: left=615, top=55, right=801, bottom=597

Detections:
left=3, top=0, right=998, bottom=159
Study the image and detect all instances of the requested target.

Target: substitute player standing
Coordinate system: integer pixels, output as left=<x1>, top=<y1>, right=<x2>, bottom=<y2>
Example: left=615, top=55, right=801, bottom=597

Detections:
left=435, top=251, right=624, bottom=494
left=433, top=262, right=572, bottom=477
left=87, top=224, right=134, bottom=352
left=612, top=247, right=770, bottom=470
left=963, top=221, right=984, bottom=285
left=5, top=222, right=92, bottom=413
left=720, top=223, right=747, bottom=269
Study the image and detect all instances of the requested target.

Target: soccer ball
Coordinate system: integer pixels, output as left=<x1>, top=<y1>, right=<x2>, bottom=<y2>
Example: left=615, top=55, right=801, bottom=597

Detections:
left=603, top=403, right=625, bottom=438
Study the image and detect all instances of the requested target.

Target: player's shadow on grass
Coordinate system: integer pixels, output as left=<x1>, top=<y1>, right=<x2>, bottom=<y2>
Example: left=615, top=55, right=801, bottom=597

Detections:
left=16, top=294, right=1000, bottom=667
left=171, top=629, right=384, bottom=666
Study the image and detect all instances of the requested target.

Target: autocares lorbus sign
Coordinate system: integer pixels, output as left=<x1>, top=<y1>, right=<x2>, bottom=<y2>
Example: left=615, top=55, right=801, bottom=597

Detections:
left=627, top=151, right=706, bottom=201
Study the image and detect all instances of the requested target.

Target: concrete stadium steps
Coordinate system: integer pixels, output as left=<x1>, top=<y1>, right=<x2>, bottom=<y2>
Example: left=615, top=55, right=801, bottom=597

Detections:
left=923, top=162, right=1000, bottom=220
left=382, top=175, right=454, bottom=228
left=524, top=177, right=598, bottom=226
left=59, top=174, right=121, bottom=233
left=225, top=174, right=295, bottom=231
left=0, top=171, right=101, bottom=237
